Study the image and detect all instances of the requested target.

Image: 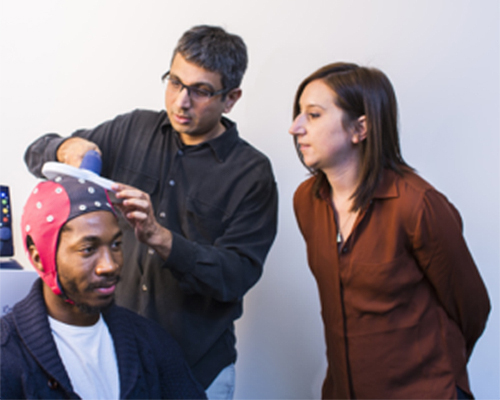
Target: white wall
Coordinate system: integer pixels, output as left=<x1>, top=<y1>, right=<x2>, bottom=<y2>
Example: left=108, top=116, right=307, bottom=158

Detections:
left=0, top=0, right=498, bottom=398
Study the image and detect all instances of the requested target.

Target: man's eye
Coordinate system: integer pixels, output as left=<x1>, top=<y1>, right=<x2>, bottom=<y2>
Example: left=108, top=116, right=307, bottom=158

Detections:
left=191, top=87, right=212, bottom=98
left=80, top=246, right=95, bottom=255
left=169, top=79, right=182, bottom=88
left=111, top=240, right=122, bottom=250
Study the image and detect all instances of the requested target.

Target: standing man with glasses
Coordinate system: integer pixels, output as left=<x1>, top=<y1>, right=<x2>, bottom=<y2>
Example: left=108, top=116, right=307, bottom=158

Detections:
left=24, top=25, right=278, bottom=400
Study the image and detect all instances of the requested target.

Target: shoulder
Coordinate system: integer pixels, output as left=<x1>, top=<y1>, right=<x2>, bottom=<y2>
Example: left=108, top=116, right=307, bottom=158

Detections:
left=392, top=170, right=462, bottom=229
left=237, top=137, right=271, bottom=161
left=129, top=108, right=166, bottom=119
left=293, top=176, right=317, bottom=209
left=0, top=320, right=23, bottom=398
left=293, top=176, right=322, bottom=236
left=232, top=138, right=275, bottom=177
left=115, top=109, right=166, bottom=126
left=397, top=169, right=436, bottom=196
left=223, top=136, right=276, bottom=192
left=1, top=314, right=24, bottom=388
left=80, top=109, right=166, bottom=141
left=395, top=170, right=453, bottom=209
left=223, top=121, right=274, bottom=173
left=1, top=279, right=48, bottom=349
left=1, top=313, right=17, bottom=346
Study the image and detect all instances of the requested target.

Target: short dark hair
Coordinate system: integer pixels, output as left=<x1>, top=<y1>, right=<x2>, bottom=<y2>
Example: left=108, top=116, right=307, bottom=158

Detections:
left=171, top=25, right=248, bottom=91
left=293, top=62, right=412, bottom=211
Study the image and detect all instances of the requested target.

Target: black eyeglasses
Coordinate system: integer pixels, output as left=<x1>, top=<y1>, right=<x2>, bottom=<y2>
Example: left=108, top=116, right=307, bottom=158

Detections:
left=161, top=71, right=230, bottom=101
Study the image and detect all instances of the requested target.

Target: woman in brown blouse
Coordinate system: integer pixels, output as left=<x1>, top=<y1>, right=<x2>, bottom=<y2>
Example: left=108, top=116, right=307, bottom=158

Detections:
left=289, top=63, right=490, bottom=399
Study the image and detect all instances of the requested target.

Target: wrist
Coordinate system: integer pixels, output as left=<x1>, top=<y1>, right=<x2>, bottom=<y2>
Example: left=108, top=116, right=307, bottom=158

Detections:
left=146, top=223, right=173, bottom=260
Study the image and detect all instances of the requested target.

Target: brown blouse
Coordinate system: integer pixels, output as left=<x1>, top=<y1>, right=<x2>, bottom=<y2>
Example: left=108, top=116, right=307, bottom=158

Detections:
left=293, top=169, right=490, bottom=399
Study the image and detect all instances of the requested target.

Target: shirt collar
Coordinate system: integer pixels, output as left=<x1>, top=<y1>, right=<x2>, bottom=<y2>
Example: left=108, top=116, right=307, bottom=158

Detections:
left=206, top=117, right=239, bottom=163
left=161, top=113, right=239, bottom=163
left=372, top=168, right=400, bottom=199
left=317, top=168, right=400, bottom=202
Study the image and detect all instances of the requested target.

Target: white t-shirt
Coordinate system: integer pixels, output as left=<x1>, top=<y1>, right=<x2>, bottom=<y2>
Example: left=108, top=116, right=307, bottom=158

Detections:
left=48, top=314, right=120, bottom=399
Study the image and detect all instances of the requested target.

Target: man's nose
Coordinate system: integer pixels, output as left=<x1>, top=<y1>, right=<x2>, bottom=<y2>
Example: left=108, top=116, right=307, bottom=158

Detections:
left=175, top=85, right=192, bottom=108
left=95, top=248, right=120, bottom=275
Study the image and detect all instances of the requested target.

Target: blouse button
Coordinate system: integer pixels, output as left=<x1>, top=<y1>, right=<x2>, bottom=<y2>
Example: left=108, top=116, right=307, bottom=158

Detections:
left=342, top=247, right=349, bottom=254
left=169, top=180, right=175, bottom=187
left=142, top=284, right=148, bottom=292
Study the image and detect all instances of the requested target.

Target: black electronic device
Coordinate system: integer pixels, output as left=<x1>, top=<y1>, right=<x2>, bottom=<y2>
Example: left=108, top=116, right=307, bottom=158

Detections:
left=0, top=185, right=22, bottom=269
left=0, top=186, right=36, bottom=315
left=0, top=185, right=14, bottom=257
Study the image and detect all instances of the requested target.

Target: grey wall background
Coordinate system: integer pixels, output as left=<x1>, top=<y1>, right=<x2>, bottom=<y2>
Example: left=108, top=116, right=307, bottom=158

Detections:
left=0, top=0, right=498, bottom=398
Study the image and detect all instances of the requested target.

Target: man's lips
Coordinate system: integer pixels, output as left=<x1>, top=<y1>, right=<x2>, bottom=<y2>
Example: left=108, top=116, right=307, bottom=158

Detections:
left=173, top=113, right=191, bottom=124
left=91, top=278, right=119, bottom=296
left=95, top=284, right=116, bottom=296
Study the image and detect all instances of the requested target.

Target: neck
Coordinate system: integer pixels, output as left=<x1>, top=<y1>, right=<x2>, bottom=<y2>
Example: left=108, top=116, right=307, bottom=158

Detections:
left=180, top=121, right=226, bottom=146
left=43, top=284, right=100, bottom=326
left=323, top=159, right=361, bottom=209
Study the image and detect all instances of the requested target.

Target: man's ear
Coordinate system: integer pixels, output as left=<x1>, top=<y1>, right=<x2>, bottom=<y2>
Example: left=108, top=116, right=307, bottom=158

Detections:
left=28, top=242, right=44, bottom=272
left=351, top=115, right=367, bottom=144
left=222, top=88, right=242, bottom=114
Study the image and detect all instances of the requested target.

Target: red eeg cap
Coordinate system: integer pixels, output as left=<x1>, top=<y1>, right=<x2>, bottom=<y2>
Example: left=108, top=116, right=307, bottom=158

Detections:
left=21, top=175, right=115, bottom=296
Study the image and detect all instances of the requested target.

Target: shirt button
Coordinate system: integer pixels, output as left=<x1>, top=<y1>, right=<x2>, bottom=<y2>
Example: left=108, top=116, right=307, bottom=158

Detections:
left=177, top=150, right=184, bottom=156
left=342, top=247, right=349, bottom=254
left=169, top=180, right=175, bottom=186
left=159, top=212, right=166, bottom=218
left=142, top=284, right=148, bottom=291
left=48, top=379, right=59, bottom=389
left=148, top=248, right=155, bottom=255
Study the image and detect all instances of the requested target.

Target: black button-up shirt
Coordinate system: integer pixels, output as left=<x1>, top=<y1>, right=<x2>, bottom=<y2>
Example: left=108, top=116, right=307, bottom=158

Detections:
left=24, top=109, right=278, bottom=388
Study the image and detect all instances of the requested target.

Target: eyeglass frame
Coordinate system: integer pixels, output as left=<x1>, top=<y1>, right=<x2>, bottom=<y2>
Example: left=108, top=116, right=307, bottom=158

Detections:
left=161, top=71, right=231, bottom=101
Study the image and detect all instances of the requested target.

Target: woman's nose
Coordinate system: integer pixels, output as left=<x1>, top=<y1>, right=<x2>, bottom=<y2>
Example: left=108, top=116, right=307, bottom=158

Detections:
left=289, top=114, right=305, bottom=136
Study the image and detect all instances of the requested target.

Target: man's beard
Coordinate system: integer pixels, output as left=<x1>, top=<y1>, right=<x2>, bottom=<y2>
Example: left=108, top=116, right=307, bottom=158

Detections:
left=61, top=279, right=116, bottom=315
left=73, top=296, right=115, bottom=315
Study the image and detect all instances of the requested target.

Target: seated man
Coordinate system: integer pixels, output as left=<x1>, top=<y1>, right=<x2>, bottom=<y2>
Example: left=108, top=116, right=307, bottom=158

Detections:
left=1, top=175, right=206, bottom=399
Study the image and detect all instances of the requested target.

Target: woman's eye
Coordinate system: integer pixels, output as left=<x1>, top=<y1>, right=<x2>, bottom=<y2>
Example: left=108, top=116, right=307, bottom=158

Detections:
left=308, top=113, right=320, bottom=119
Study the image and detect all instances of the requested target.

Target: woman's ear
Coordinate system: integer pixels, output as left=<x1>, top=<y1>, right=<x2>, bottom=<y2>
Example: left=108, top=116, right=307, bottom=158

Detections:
left=352, top=115, right=367, bottom=144
left=28, top=242, right=44, bottom=272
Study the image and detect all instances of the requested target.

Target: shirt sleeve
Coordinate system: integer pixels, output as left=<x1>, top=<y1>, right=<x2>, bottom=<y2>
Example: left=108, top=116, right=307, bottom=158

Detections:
left=24, top=111, right=136, bottom=179
left=165, top=172, right=278, bottom=302
left=411, top=189, right=490, bottom=358
left=24, top=133, right=66, bottom=178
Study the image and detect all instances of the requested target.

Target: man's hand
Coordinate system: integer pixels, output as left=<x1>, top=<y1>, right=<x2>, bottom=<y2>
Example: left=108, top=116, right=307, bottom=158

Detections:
left=56, top=137, right=101, bottom=167
left=112, top=183, right=173, bottom=260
